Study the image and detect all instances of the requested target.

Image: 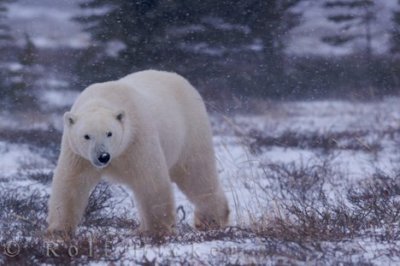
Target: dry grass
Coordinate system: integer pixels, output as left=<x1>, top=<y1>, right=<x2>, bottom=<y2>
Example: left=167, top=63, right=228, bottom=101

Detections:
left=83, top=182, right=139, bottom=229
left=0, top=185, right=135, bottom=265
left=2, top=160, right=400, bottom=264
left=252, top=162, right=400, bottom=245
left=1, top=111, right=400, bottom=264
left=248, top=129, right=382, bottom=155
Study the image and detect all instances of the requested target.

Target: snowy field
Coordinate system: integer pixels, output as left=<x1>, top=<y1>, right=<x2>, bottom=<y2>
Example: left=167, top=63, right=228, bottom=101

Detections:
left=0, top=93, right=400, bottom=264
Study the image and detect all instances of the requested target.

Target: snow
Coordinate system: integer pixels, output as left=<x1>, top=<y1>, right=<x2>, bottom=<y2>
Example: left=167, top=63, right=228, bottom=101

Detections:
left=7, top=0, right=90, bottom=49
left=1, top=95, right=399, bottom=264
left=235, top=98, right=400, bottom=134
left=40, top=89, right=79, bottom=108
left=288, top=0, right=398, bottom=55
left=8, top=5, right=72, bottom=21
left=0, top=142, right=24, bottom=178
left=0, top=142, right=50, bottom=179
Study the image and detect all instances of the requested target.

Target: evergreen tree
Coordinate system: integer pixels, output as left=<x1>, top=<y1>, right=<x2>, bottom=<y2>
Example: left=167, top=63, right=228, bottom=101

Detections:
left=322, top=0, right=381, bottom=96
left=391, top=1, right=400, bottom=90
left=75, top=0, right=174, bottom=84
left=391, top=1, right=400, bottom=54
left=7, top=34, right=39, bottom=109
left=74, top=0, right=254, bottom=84
left=0, top=0, right=12, bottom=44
left=179, top=0, right=302, bottom=62
left=75, top=0, right=194, bottom=70
left=75, top=0, right=303, bottom=96
left=322, top=0, right=376, bottom=58
left=0, top=0, right=15, bottom=106
left=19, top=33, right=37, bottom=66
left=232, top=0, right=303, bottom=95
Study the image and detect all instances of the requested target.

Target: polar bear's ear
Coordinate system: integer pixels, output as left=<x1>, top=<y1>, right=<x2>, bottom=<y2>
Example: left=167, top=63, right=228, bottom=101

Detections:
left=64, top=112, right=77, bottom=127
left=115, top=110, right=125, bottom=122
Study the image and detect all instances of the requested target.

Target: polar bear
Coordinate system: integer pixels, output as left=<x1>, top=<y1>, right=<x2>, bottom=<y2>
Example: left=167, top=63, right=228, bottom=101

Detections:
left=47, top=70, right=229, bottom=236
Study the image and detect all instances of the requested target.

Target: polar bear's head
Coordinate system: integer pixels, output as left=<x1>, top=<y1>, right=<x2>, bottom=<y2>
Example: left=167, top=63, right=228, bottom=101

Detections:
left=64, top=109, right=127, bottom=168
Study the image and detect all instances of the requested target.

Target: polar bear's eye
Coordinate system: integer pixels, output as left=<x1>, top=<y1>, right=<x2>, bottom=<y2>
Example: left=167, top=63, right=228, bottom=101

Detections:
left=84, top=134, right=90, bottom=140
left=107, top=132, right=112, bottom=137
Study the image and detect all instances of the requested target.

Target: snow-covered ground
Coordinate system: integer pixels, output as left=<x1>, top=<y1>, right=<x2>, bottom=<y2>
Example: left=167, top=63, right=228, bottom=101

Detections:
left=0, top=95, right=399, bottom=264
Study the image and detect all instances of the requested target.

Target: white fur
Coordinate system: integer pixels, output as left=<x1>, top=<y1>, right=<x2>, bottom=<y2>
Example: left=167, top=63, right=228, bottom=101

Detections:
left=47, top=70, right=229, bottom=235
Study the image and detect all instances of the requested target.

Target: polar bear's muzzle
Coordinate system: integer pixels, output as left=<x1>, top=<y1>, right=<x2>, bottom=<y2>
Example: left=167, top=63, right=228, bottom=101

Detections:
left=98, top=152, right=110, bottom=165
left=92, top=152, right=111, bottom=168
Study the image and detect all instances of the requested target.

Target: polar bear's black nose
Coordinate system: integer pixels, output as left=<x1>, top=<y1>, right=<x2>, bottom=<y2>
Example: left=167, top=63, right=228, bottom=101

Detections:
left=98, top=153, right=110, bottom=164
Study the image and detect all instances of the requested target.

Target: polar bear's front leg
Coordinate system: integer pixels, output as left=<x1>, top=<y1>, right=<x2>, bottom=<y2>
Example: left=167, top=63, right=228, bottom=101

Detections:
left=130, top=171, right=176, bottom=235
left=47, top=152, right=100, bottom=235
left=127, top=144, right=176, bottom=236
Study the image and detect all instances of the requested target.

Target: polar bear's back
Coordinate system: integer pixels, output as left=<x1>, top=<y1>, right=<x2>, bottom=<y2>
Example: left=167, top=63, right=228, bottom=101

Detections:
left=119, top=70, right=212, bottom=167
left=118, top=70, right=207, bottom=124
left=119, top=70, right=201, bottom=101
left=75, top=70, right=205, bottom=118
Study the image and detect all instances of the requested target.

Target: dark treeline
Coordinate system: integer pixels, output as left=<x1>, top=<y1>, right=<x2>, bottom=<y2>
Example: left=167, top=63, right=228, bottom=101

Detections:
left=1, top=0, right=400, bottom=106
left=74, top=0, right=302, bottom=99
